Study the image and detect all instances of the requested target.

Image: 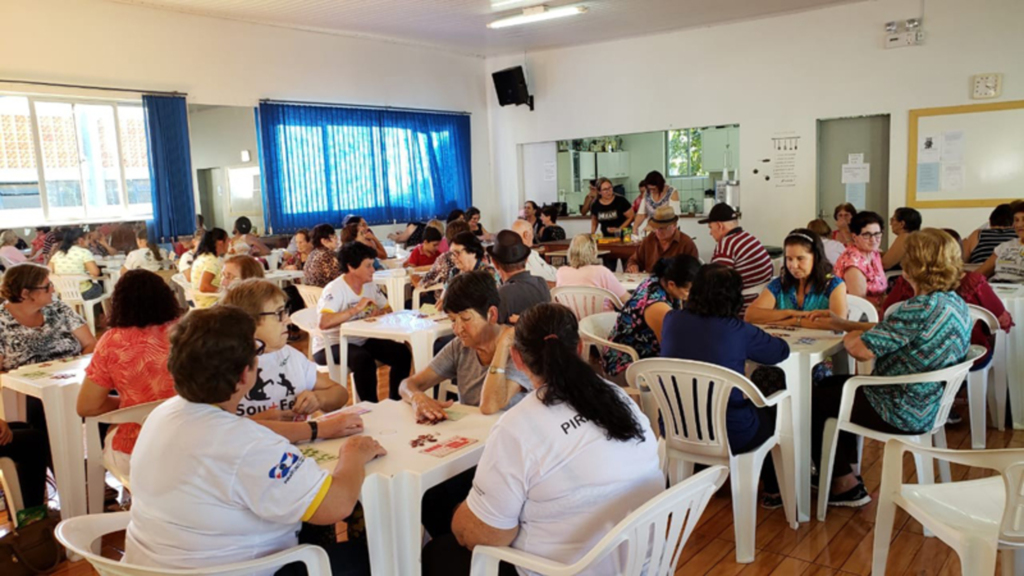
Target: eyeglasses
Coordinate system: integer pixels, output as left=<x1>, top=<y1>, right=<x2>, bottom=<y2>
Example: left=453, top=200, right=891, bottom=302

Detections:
left=859, top=232, right=884, bottom=240
left=258, top=307, right=289, bottom=322
left=254, top=339, right=266, bottom=356
left=30, top=281, right=53, bottom=292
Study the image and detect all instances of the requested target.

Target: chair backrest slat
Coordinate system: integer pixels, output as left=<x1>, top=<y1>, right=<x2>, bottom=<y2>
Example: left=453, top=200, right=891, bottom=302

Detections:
left=552, top=286, right=623, bottom=320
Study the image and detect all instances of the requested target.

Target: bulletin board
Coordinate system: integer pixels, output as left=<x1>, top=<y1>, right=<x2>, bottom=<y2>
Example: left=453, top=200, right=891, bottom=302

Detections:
left=907, top=100, right=1024, bottom=208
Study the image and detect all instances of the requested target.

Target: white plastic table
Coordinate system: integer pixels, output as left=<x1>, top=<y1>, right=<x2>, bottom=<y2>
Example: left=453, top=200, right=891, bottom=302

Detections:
left=265, top=269, right=304, bottom=287
left=991, top=284, right=1023, bottom=428
left=373, top=269, right=411, bottom=312
left=335, top=311, right=453, bottom=386
left=614, top=272, right=649, bottom=292
left=0, top=355, right=92, bottom=520
left=314, top=400, right=499, bottom=576
left=763, top=326, right=847, bottom=522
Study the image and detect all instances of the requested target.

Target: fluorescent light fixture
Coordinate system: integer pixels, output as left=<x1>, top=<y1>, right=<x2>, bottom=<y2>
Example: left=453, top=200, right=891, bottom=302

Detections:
left=488, top=5, right=588, bottom=29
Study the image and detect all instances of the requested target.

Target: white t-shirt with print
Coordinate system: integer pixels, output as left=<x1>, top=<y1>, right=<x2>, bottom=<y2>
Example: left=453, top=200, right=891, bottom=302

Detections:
left=314, top=274, right=388, bottom=354
left=992, top=239, right=1024, bottom=284
left=125, top=397, right=329, bottom=574
left=50, top=245, right=97, bottom=292
left=177, top=251, right=195, bottom=274
left=236, top=346, right=317, bottom=417
left=123, top=247, right=169, bottom=272
left=467, top=383, right=663, bottom=576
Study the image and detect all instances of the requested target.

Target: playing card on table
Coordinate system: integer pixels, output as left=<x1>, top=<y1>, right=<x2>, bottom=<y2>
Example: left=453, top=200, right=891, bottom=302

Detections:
left=318, top=406, right=371, bottom=421
left=421, top=436, right=478, bottom=458
left=19, top=371, right=49, bottom=380
left=797, top=338, right=817, bottom=345
left=443, top=407, right=469, bottom=421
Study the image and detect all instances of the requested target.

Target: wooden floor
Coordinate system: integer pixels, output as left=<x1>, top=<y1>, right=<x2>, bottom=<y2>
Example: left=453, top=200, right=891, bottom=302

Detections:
left=40, top=410, right=1019, bottom=576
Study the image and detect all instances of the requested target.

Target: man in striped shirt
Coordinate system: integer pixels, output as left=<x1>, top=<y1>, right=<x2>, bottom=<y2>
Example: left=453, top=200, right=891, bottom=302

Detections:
left=699, top=203, right=773, bottom=312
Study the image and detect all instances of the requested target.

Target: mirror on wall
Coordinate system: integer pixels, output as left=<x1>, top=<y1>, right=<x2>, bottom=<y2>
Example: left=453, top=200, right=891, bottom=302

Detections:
left=521, top=125, right=740, bottom=218
left=187, top=104, right=263, bottom=234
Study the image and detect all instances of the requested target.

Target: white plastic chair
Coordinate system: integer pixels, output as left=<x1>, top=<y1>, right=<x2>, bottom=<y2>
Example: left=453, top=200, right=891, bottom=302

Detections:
left=885, top=303, right=1003, bottom=449
left=51, top=274, right=110, bottom=335
left=577, top=313, right=655, bottom=427
left=295, top=284, right=323, bottom=309
left=290, top=308, right=349, bottom=398
left=470, top=465, right=729, bottom=576
left=170, top=273, right=196, bottom=309
left=412, top=283, right=444, bottom=311
left=626, top=359, right=797, bottom=563
left=872, top=439, right=1024, bottom=576
left=551, top=286, right=624, bottom=320
left=0, top=457, right=24, bottom=515
left=56, top=511, right=331, bottom=575
left=85, top=400, right=166, bottom=515
left=847, top=295, right=879, bottom=375
left=815, top=346, right=984, bottom=521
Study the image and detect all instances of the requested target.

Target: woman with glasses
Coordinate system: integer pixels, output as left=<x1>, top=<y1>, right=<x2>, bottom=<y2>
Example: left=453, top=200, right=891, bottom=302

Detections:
left=222, top=279, right=361, bottom=442
left=834, top=211, right=887, bottom=305
left=0, top=263, right=93, bottom=510
left=77, top=270, right=181, bottom=479
left=220, top=254, right=265, bottom=291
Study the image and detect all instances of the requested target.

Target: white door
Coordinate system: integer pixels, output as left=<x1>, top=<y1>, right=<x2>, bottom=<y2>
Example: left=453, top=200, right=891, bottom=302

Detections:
left=816, top=115, right=890, bottom=245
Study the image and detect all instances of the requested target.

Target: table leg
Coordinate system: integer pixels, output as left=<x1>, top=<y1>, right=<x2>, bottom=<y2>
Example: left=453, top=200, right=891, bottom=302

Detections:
left=43, top=385, right=87, bottom=520
left=361, top=474, right=398, bottom=576
left=410, top=333, right=436, bottom=374
left=776, top=355, right=809, bottom=522
left=393, top=472, right=425, bottom=576
left=1005, top=325, right=1024, bottom=429
left=388, top=278, right=406, bottom=312
left=337, top=335, right=351, bottom=399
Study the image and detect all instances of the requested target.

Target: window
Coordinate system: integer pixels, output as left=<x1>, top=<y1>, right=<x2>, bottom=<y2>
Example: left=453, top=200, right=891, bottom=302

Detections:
left=666, top=128, right=704, bottom=177
left=258, top=103, right=472, bottom=232
left=0, top=95, right=152, bottom=227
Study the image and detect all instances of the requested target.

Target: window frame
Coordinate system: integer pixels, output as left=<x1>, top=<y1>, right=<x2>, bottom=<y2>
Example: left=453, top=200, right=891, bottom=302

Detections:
left=665, top=127, right=706, bottom=179
left=0, top=93, right=153, bottom=228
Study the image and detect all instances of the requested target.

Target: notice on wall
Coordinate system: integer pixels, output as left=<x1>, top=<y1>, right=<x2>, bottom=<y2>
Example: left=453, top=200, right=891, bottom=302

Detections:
left=543, top=161, right=557, bottom=182
left=917, top=163, right=941, bottom=193
left=848, top=153, right=864, bottom=165
left=941, top=162, right=965, bottom=192
left=770, top=134, right=800, bottom=188
left=941, top=130, right=965, bottom=163
left=845, top=182, right=867, bottom=210
left=918, top=134, right=941, bottom=164
left=841, top=163, right=870, bottom=184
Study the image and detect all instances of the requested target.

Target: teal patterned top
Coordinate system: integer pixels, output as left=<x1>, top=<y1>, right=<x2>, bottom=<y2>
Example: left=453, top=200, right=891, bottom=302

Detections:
left=860, top=291, right=971, bottom=432
left=766, top=275, right=843, bottom=311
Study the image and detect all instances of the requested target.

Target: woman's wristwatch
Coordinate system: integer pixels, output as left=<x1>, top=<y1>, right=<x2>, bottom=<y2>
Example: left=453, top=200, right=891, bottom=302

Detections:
left=488, top=366, right=506, bottom=375
left=308, top=420, right=319, bottom=441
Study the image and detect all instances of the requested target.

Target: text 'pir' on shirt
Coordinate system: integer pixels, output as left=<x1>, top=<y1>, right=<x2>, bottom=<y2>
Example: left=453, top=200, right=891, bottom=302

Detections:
left=560, top=414, right=589, bottom=435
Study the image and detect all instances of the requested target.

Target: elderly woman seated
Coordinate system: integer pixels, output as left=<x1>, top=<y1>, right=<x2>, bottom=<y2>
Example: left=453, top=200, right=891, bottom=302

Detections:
left=124, top=306, right=383, bottom=575
left=555, top=234, right=630, bottom=309
left=816, top=228, right=972, bottom=508
left=745, top=229, right=848, bottom=328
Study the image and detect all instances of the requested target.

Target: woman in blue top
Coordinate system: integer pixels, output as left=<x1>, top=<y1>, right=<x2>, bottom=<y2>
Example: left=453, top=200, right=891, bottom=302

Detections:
left=746, top=228, right=848, bottom=328
left=661, top=264, right=790, bottom=508
left=601, top=255, right=700, bottom=378
left=816, top=228, right=971, bottom=508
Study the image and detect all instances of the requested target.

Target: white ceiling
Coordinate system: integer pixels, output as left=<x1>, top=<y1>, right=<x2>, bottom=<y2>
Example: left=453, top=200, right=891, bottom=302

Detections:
left=108, top=0, right=863, bottom=57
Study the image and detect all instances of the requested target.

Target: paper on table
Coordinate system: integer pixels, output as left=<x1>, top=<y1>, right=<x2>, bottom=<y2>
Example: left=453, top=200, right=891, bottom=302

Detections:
left=917, top=163, right=941, bottom=193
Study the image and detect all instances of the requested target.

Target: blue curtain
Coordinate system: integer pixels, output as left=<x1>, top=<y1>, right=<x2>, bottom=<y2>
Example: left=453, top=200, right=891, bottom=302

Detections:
left=143, top=95, right=196, bottom=241
left=257, top=102, right=471, bottom=233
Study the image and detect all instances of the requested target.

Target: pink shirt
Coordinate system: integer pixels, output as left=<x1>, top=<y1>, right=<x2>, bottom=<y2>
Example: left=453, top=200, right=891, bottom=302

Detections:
left=0, top=246, right=26, bottom=265
left=834, top=246, right=887, bottom=298
left=556, top=265, right=630, bottom=310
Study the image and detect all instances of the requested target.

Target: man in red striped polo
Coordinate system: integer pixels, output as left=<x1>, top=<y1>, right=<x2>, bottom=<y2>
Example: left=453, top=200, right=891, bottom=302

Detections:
left=699, top=203, right=773, bottom=313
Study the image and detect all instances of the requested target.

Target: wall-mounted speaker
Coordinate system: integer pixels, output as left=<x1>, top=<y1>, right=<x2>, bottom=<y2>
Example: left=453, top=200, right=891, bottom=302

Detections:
left=491, top=66, right=534, bottom=111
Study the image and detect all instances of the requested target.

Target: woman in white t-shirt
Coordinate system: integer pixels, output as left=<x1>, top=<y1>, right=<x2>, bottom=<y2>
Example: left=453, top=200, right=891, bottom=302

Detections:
left=125, top=306, right=383, bottom=575
left=48, top=227, right=104, bottom=300
left=978, top=204, right=1024, bottom=283
left=222, top=279, right=361, bottom=443
left=423, top=302, right=663, bottom=576
left=121, top=229, right=169, bottom=273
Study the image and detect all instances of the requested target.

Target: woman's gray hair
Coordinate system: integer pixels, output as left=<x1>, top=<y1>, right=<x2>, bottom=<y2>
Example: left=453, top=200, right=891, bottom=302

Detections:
left=567, top=234, right=598, bottom=269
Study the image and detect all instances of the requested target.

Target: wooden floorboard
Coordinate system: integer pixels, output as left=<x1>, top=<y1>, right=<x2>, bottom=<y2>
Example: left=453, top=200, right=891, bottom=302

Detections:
left=42, top=417, right=1024, bottom=576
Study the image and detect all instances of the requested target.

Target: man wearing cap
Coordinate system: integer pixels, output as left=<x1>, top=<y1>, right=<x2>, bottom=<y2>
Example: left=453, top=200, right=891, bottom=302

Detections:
left=488, top=230, right=552, bottom=324
left=699, top=203, right=774, bottom=311
left=625, top=205, right=700, bottom=273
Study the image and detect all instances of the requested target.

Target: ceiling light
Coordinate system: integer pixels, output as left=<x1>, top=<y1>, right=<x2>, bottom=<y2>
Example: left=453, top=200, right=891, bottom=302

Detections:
left=488, top=5, right=588, bottom=29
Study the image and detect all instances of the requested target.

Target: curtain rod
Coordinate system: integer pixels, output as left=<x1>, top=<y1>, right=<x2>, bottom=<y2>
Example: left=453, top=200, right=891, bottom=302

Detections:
left=0, top=79, right=187, bottom=97
left=260, top=98, right=470, bottom=116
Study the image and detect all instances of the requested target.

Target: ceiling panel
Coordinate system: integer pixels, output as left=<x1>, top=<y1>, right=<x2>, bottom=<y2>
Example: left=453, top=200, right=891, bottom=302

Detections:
left=108, top=0, right=863, bottom=56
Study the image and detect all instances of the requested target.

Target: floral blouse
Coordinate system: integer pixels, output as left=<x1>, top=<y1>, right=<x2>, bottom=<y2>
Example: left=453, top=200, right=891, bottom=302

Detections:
left=421, top=251, right=458, bottom=289
left=303, top=247, right=341, bottom=288
left=0, top=301, right=86, bottom=372
left=602, top=276, right=679, bottom=376
left=834, top=246, right=887, bottom=298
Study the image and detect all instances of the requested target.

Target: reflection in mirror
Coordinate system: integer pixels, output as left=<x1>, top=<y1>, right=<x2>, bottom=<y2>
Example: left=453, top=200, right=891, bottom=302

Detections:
left=187, top=104, right=263, bottom=235
left=522, top=125, right=739, bottom=224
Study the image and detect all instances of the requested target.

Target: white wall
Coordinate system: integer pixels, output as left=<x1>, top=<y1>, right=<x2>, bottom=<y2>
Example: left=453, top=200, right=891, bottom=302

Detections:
left=487, top=0, right=1024, bottom=245
left=1, top=0, right=496, bottom=230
